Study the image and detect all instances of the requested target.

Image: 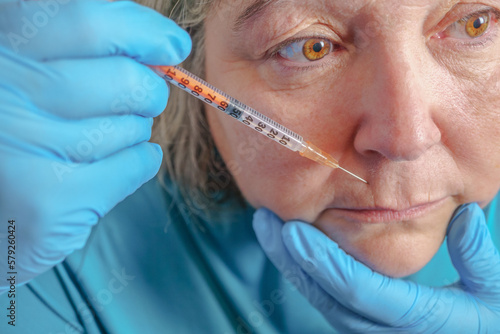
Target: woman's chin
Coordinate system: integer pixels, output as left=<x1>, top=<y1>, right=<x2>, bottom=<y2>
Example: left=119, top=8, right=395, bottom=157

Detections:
left=314, top=199, right=458, bottom=277
left=337, top=235, right=444, bottom=277
left=314, top=212, right=457, bottom=277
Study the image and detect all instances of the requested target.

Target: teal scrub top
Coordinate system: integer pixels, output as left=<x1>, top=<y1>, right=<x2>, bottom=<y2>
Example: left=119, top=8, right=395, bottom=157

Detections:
left=1, top=176, right=499, bottom=334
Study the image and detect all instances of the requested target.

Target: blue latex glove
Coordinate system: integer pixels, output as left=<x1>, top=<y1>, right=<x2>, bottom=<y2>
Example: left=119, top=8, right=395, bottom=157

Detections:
left=253, top=203, right=500, bottom=333
left=0, top=0, right=191, bottom=294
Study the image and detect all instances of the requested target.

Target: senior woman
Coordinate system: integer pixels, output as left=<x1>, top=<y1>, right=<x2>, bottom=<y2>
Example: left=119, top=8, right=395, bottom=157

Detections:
left=0, top=0, right=499, bottom=333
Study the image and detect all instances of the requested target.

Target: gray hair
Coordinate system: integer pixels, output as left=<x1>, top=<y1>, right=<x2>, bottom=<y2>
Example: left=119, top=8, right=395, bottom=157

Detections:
left=137, top=0, right=241, bottom=213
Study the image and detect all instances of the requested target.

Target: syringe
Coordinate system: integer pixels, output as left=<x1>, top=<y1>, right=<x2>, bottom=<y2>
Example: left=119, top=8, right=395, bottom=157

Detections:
left=150, top=65, right=367, bottom=184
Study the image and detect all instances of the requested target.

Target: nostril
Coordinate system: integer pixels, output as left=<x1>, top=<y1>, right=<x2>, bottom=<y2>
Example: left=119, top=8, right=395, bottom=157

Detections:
left=354, top=119, right=442, bottom=162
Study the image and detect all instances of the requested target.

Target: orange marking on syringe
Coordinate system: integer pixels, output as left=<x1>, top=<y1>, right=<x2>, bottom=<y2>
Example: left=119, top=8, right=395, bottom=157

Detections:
left=150, top=65, right=368, bottom=184
left=152, top=65, right=230, bottom=110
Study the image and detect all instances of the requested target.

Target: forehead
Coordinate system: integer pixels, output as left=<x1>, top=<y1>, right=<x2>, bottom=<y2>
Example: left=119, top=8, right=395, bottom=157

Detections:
left=213, top=0, right=458, bottom=27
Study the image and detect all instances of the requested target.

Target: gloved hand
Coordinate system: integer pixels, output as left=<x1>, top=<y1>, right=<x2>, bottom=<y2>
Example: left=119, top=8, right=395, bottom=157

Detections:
left=0, top=0, right=191, bottom=294
left=253, top=203, right=500, bottom=333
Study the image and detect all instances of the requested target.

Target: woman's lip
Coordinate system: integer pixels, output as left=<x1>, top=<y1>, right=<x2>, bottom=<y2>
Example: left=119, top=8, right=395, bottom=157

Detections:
left=330, top=198, right=448, bottom=223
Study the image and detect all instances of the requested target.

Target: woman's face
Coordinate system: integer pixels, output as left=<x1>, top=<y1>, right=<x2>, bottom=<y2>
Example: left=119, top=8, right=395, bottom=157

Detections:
left=204, top=0, right=500, bottom=277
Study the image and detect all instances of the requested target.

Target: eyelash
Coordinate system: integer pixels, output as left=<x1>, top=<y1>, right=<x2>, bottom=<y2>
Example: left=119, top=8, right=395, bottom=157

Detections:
left=438, top=8, right=500, bottom=49
left=268, top=36, right=343, bottom=70
left=267, top=7, right=500, bottom=70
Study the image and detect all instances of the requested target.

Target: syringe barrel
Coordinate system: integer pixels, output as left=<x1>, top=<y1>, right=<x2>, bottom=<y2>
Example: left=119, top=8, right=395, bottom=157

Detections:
left=151, top=65, right=304, bottom=152
left=151, top=66, right=368, bottom=182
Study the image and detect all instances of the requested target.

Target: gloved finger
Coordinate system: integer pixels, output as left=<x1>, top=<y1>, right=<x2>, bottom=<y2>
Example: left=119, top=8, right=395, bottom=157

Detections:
left=0, top=49, right=168, bottom=119
left=252, top=208, right=382, bottom=332
left=3, top=107, right=155, bottom=163
left=44, top=57, right=168, bottom=119
left=447, top=203, right=500, bottom=305
left=59, top=141, right=163, bottom=216
left=282, top=222, right=425, bottom=326
left=0, top=0, right=191, bottom=64
left=50, top=115, right=154, bottom=163
left=253, top=208, right=340, bottom=308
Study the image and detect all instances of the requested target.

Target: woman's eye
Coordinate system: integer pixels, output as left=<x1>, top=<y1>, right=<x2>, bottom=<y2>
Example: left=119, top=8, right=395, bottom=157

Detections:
left=443, top=11, right=492, bottom=39
left=278, top=38, right=333, bottom=62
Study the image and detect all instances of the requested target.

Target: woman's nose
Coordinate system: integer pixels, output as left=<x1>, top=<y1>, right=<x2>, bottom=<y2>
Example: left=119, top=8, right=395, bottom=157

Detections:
left=353, top=48, right=442, bottom=162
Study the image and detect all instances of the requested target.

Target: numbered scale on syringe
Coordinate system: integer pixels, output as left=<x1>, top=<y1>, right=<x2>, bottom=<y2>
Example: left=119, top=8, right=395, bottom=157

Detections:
left=157, top=66, right=305, bottom=152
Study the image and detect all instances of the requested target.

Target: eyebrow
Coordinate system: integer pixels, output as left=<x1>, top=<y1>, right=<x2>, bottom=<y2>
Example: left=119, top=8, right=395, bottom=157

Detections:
left=234, top=0, right=275, bottom=31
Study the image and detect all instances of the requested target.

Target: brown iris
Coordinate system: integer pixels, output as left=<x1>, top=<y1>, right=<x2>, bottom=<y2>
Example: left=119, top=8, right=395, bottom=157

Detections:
left=465, top=13, right=489, bottom=37
left=302, top=39, right=331, bottom=61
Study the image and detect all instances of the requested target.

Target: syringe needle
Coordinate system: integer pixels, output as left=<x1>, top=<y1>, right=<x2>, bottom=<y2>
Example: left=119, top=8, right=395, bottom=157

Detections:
left=337, top=166, right=368, bottom=184
left=299, top=141, right=368, bottom=184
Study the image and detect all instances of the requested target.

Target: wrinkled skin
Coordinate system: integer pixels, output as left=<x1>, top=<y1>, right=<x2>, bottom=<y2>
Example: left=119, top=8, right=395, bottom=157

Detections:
left=204, top=0, right=500, bottom=276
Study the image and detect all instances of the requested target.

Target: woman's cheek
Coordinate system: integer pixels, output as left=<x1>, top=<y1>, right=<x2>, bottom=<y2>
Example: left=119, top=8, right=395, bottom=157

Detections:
left=205, top=90, right=336, bottom=222
left=447, top=75, right=500, bottom=206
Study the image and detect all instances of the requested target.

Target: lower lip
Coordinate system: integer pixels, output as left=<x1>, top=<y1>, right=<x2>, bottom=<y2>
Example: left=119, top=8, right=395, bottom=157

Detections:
left=332, top=198, right=448, bottom=224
